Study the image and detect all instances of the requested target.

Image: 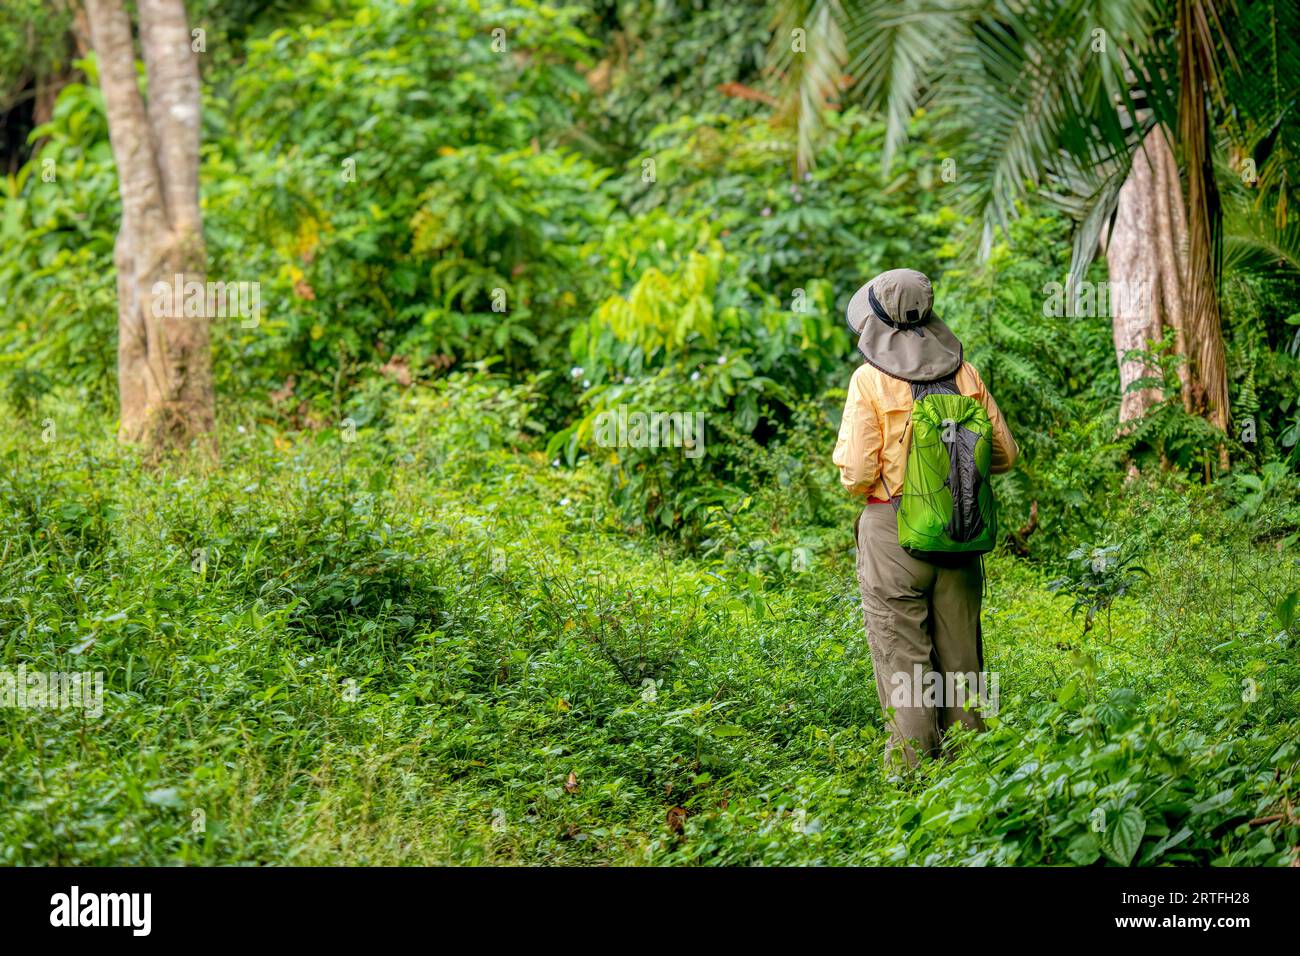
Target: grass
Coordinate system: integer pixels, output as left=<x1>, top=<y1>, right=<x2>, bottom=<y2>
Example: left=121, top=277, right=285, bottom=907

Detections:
left=1, top=391, right=1297, bottom=866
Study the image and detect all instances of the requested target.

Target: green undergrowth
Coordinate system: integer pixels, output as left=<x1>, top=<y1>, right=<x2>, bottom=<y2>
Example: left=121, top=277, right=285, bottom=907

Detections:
left=1, top=392, right=1296, bottom=865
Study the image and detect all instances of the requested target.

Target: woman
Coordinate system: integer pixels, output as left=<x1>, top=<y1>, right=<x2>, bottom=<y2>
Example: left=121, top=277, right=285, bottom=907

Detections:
left=833, top=269, right=1019, bottom=770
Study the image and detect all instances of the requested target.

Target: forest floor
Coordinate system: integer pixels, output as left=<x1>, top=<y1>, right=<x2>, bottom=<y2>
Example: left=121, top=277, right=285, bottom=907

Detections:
left=1, top=397, right=1297, bottom=866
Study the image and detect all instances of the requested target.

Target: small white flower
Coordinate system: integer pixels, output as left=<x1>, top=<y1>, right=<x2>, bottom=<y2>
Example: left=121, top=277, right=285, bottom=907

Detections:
left=237, top=425, right=246, bottom=434
left=552, top=459, right=560, bottom=467
left=717, top=355, right=726, bottom=365
left=690, top=371, right=701, bottom=381
left=560, top=497, right=571, bottom=506
left=622, top=376, right=633, bottom=385
left=582, top=379, right=590, bottom=388
left=761, top=206, right=772, bottom=217
left=570, top=366, right=584, bottom=379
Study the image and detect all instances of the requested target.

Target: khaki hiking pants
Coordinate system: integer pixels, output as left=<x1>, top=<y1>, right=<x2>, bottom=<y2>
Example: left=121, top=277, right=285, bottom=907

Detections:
left=855, top=503, right=987, bottom=769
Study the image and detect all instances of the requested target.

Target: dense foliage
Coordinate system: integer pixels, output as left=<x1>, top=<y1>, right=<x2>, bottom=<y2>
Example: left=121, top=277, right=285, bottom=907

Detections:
left=0, top=0, right=1298, bottom=866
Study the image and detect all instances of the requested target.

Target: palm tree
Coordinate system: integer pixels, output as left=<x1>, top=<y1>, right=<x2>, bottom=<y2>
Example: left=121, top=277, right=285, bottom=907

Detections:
left=769, top=0, right=1299, bottom=470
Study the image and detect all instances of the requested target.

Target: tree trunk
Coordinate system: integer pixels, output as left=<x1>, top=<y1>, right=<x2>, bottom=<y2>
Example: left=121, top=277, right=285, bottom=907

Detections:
left=85, top=0, right=214, bottom=451
left=1176, top=0, right=1230, bottom=468
left=1105, top=127, right=1170, bottom=423
left=1105, top=119, right=1230, bottom=468
left=1105, top=124, right=1196, bottom=423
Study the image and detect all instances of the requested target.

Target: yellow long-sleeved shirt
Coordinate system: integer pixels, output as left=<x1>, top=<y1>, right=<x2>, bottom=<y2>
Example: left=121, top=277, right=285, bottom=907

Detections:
left=833, top=361, right=1018, bottom=500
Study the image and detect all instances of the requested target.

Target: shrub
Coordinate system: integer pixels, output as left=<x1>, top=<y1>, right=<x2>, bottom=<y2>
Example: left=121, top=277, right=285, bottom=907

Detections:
left=550, top=213, right=845, bottom=544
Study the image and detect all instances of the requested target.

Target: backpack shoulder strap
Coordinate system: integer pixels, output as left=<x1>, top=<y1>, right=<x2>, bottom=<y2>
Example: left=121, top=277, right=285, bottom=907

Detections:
left=909, top=373, right=959, bottom=402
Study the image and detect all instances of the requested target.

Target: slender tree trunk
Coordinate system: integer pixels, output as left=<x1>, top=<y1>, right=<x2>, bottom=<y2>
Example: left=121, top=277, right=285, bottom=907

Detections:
left=1175, top=0, right=1230, bottom=468
left=85, top=0, right=213, bottom=451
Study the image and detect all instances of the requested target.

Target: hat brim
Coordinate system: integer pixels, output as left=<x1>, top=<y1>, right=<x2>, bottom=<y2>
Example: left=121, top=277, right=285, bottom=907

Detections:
left=848, top=307, right=964, bottom=383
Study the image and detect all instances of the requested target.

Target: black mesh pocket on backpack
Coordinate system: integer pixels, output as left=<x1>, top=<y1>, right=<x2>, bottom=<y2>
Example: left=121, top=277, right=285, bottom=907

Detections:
left=945, top=425, right=985, bottom=543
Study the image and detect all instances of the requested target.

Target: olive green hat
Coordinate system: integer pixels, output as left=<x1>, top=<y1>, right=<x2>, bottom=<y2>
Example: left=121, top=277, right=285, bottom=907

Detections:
left=846, top=268, right=963, bottom=383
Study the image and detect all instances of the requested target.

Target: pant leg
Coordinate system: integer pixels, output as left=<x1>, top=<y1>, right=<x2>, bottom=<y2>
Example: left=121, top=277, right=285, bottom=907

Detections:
left=856, top=505, right=938, bottom=768
left=930, top=557, right=987, bottom=739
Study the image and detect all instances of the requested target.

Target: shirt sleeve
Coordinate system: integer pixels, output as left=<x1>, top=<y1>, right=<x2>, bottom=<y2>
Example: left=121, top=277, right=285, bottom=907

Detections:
left=966, top=364, right=1019, bottom=473
left=833, top=369, right=882, bottom=497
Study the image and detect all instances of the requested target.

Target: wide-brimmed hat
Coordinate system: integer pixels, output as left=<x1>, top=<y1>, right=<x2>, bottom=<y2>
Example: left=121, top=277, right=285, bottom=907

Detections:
left=846, top=269, right=963, bottom=383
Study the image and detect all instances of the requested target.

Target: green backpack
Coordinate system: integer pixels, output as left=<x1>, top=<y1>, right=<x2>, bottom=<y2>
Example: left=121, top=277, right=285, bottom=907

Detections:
left=888, top=376, right=997, bottom=563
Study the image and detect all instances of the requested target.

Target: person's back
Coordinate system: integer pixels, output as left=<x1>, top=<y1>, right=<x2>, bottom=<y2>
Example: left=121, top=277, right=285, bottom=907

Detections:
left=835, top=361, right=1017, bottom=505
left=833, top=269, right=1018, bottom=771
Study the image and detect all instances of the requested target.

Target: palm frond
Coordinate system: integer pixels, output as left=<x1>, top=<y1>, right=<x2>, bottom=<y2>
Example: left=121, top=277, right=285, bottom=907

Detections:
left=768, top=0, right=848, bottom=175
left=941, top=0, right=1162, bottom=258
left=1042, top=148, right=1132, bottom=293
left=1222, top=162, right=1300, bottom=277
left=1213, top=0, right=1300, bottom=221
left=839, top=0, right=978, bottom=171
